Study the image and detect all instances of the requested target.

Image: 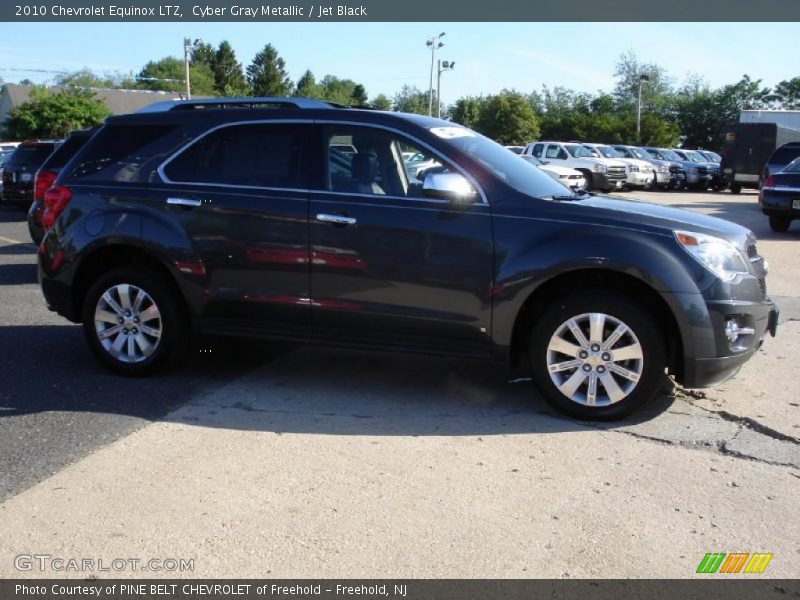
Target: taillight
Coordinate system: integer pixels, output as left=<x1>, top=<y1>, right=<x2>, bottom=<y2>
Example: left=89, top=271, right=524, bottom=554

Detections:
left=42, top=186, right=72, bottom=230
left=34, top=169, right=57, bottom=201
left=764, top=175, right=775, bottom=188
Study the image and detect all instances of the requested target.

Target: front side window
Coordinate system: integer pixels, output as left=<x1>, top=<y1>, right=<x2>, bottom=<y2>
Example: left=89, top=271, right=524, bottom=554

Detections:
left=325, top=126, right=447, bottom=199
left=531, top=144, right=544, bottom=158
left=164, top=123, right=305, bottom=188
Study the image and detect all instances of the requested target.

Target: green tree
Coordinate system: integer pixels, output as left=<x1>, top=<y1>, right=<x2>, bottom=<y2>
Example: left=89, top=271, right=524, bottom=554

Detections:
left=370, top=93, right=392, bottom=111
left=136, top=56, right=214, bottom=95
left=294, top=69, right=321, bottom=98
left=449, top=96, right=484, bottom=129
left=350, top=83, right=368, bottom=106
left=4, top=88, right=110, bottom=139
left=770, top=76, right=800, bottom=109
left=191, top=42, right=216, bottom=69
left=393, top=85, right=429, bottom=115
left=213, top=40, right=247, bottom=96
left=318, top=75, right=359, bottom=105
left=247, top=44, right=293, bottom=96
left=474, top=90, right=539, bottom=145
left=613, top=50, right=674, bottom=117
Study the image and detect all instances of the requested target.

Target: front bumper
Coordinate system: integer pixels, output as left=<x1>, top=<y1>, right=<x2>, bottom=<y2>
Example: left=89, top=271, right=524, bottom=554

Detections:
left=679, top=296, right=778, bottom=388
left=591, top=172, right=626, bottom=190
left=625, top=171, right=655, bottom=187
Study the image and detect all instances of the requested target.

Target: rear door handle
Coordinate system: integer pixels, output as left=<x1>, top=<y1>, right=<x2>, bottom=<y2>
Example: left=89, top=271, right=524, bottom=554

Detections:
left=316, top=213, right=356, bottom=226
left=167, top=197, right=202, bottom=207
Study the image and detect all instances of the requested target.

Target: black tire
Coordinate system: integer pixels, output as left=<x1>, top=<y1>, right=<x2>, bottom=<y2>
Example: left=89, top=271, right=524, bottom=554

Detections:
left=528, top=289, right=667, bottom=421
left=730, top=183, right=742, bottom=195
left=578, top=169, right=594, bottom=191
left=768, top=215, right=791, bottom=233
left=82, top=267, right=189, bottom=375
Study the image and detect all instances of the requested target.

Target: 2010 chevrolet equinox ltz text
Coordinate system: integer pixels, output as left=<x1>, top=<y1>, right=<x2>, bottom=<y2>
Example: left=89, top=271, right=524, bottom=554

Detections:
left=37, top=98, right=779, bottom=420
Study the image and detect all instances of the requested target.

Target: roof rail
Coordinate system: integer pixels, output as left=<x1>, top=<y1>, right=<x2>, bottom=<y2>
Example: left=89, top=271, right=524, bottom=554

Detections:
left=137, top=96, right=338, bottom=113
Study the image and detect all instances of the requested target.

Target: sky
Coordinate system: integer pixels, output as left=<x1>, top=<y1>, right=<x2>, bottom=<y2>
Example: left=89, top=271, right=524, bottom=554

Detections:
left=0, top=22, right=796, bottom=105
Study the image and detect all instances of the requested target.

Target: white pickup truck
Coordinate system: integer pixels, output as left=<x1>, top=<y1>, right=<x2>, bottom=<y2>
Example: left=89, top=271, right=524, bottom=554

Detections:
left=522, top=141, right=627, bottom=192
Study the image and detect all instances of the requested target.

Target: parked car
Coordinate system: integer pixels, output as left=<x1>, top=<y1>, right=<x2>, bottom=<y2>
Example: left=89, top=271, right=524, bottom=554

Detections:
left=612, top=144, right=683, bottom=190
left=762, top=142, right=800, bottom=184
left=520, top=155, right=586, bottom=190
left=0, top=142, right=21, bottom=153
left=696, top=150, right=721, bottom=163
left=27, top=129, right=95, bottom=245
left=672, top=149, right=723, bottom=191
left=720, top=123, right=800, bottom=194
left=643, top=147, right=709, bottom=190
left=582, top=143, right=654, bottom=189
left=0, top=152, right=9, bottom=195
left=522, top=141, right=627, bottom=192
left=758, top=156, right=800, bottom=232
left=1, top=140, right=58, bottom=206
left=38, top=97, right=777, bottom=421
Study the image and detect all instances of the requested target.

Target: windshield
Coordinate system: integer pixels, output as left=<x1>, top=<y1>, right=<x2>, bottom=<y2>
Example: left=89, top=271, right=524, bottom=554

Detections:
left=661, top=149, right=682, bottom=161
left=627, top=147, right=649, bottom=160
left=595, top=145, right=621, bottom=159
left=684, top=150, right=707, bottom=163
left=438, top=128, right=574, bottom=198
left=564, top=144, right=594, bottom=158
left=702, top=151, right=721, bottom=162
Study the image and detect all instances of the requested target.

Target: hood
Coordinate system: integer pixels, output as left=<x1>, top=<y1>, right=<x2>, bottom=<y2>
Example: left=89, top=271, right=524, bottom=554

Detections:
left=593, top=157, right=626, bottom=168
left=570, top=194, right=753, bottom=249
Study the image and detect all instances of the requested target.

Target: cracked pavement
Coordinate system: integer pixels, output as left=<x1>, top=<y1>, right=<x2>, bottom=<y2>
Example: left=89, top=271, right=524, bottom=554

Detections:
left=0, top=191, right=798, bottom=578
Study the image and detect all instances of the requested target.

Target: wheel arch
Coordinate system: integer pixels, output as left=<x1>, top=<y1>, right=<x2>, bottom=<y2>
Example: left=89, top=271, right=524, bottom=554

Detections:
left=507, top=268, right=685, bottom=380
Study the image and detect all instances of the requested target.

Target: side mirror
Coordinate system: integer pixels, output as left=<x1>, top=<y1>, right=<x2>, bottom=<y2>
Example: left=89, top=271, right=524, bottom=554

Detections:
left=422, top=172, right=478, bottom=205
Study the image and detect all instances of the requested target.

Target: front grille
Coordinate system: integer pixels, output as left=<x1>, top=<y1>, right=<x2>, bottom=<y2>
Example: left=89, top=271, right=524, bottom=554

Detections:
left=759, top=277, right=767, bottom=298
left=670, top=166, right=685, bottom=175
left=747, top=244, right=758, bottom=258
left=607, top=166, right=626, bottom=180
left=698, top=166, right=712, bottom=175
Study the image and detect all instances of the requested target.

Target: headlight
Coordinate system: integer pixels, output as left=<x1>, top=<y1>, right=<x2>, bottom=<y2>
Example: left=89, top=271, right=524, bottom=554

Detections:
left=674, top=230, right=749, bottom=283
left=593, top=163, right=607, bottom=173
left=658, top=165, right=669, bottom=173
left=558, top=174, right=568, bottom=179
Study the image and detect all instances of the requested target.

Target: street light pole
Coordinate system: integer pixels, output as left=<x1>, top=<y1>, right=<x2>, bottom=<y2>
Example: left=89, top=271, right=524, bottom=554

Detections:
left=426, top=32, right=445, bottom=116
left=436, top=60, right=455, bottom=119
left=636, top=73, right=650, bottom=141
left=183, top=37, right=192, bottom=99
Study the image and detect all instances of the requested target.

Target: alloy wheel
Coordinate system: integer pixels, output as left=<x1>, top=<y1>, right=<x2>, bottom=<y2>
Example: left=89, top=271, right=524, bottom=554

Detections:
left=94, top=283, right=163, bottom=363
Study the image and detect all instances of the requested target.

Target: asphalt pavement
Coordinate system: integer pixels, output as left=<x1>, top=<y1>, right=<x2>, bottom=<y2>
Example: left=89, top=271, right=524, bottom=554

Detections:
left=0, top=189, right=797, bottom=578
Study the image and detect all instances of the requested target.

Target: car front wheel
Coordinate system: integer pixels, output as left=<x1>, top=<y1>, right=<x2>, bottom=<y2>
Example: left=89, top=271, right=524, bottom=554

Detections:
left=82, top=267, right=189, bottom=375
left=529, top=290, right=666, bottom=420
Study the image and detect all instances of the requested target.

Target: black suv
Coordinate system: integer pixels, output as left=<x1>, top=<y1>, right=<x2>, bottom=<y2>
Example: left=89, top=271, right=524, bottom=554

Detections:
left=38, top=98, right=778, bottom=420
left=1, top=140, right=58, bottom=206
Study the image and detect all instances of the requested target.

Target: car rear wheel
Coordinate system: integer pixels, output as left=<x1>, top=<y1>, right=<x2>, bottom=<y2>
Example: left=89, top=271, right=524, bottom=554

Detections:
left=768, top=215, right=791, bottom=233
left=529, top=290, right=666, bottom=420
left=730, top=183, right=742, bottom=194
left=82, top=267, right=189, bottom=375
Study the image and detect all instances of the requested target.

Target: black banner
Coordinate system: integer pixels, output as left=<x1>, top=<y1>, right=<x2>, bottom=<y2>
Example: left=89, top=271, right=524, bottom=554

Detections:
left=2, top=580, right=800, bottom=600
left=2, top=0, right=800, bottom=22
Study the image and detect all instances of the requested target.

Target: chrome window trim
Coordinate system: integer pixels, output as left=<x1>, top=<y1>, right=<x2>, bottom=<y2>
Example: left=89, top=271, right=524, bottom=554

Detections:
left=155, top=118, right=489, bottom=205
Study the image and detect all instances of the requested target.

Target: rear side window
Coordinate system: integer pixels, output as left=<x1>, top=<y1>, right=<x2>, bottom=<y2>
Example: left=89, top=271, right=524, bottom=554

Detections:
left=70, top=124, right=177, bottom=181
left=163, top=123, right=305, bottom=189
left=531, top=143, right=544, bottom=158
left=7, top=144, right=55, bottom=168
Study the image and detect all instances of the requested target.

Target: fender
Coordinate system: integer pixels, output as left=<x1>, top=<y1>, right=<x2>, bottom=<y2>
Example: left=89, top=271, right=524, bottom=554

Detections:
left=490, top=223, right=716, bottom=359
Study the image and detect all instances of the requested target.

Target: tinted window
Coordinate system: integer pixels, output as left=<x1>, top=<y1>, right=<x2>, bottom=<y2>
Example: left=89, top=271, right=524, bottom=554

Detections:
left=165, top=124, right=304, bottom=188
left=531, top=144, right=544, bottom=158
left=782, top=157, right=800, bottom=173
left=7, top=144, right=55, bottom=168
left=71, top=124, right=176, bottom=181
left=770, top=145, right=800, bottom=166
left=43, top=134, right=91, bottom=170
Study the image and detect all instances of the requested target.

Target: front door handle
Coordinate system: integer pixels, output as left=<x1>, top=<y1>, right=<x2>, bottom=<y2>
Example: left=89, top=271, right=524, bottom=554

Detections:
left=166, top=197, right=202, bottom=207
left=316, top=213, right=356, bottom=226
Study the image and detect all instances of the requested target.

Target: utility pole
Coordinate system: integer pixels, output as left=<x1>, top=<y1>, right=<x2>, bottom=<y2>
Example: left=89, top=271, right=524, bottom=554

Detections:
left=636, top=73, right=650, bottom=141
left=426, top=32, right=445, bottom=116
left=436, top=60, right=455, bottom=119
